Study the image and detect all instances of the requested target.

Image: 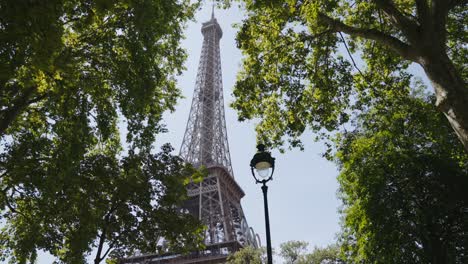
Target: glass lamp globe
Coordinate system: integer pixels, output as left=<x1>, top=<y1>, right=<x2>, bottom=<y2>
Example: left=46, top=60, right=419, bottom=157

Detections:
left=257, top=168, right=271, bottom=178
left=255, top=161, right=272, bottom=179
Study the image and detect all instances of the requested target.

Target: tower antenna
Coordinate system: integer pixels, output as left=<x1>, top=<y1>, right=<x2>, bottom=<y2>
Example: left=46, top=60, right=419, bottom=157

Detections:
left=211, top=2, right=215, bottom=19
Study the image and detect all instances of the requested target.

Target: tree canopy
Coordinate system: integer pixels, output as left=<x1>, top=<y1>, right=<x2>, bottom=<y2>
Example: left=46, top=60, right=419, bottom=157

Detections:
left=226, top=246, right=265, bottom=264
left=229, top=0, right=468, bottom=151
left=0, top=0, right=206, bottom=263
left=279, top=240, right=308, bottom=264
left=279, top=241, right=344, bottom=264
left=1, top=0, right=198, bottom=149
left=0, top=144, right=205, bottom=263
left=303, top=244, right=344, bottom=264
left=335, top=94, right=468, bottom=263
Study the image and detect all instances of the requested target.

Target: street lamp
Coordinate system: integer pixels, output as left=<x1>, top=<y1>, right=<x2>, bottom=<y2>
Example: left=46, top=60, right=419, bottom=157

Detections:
left=250, top=144, right=275, bottom=264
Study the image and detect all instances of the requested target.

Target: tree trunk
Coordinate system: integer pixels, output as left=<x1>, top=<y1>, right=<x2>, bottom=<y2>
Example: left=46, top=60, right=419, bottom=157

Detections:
left=95, top=230, right=106, bottom=264
left=418, top=52, right=468, bottom=152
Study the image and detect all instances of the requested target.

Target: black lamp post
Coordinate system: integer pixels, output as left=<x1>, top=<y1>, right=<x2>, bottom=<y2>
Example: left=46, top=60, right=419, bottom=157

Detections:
left=250, top=144, right=275, bottom=264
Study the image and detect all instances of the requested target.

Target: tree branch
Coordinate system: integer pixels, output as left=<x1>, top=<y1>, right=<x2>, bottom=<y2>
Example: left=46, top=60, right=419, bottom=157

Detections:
left=101, top=241, right=115, bottom=261
left=317, top=13, right=418, bottom=61
left=415, top=0, right=431, bottom=26
left=1, top=187, right=16, bottom=212
left=430, top=0, right=453, bottom=50
left=27, top=92, right=50, bottom=105
left=442, top=0, right=467, bottom=11
left=338, top=32, right=380, bottom=97
left=95, top=228, right=107, bottom=264
left=95, top=208, right=117, bottom=264
left=1, top=187, right=29, bottom=220
left=433, top=0, right=465, bottom=18
left=373, top=0, right=420, bottom=43
left=0, top=85, right=37, bottom=136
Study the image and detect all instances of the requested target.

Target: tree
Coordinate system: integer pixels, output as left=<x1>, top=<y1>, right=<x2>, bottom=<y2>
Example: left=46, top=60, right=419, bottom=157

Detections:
left=278, top=241, right=345, bottom=264
left=335, top=94, right=468, bottom=263
left=229, top=0, right=468, bottom=151
left=0, top=0, right=198, bottom=148
left=226, top=246, right=266, bottom=264
left=279, top=241, right=308, bottom=264
left=302, top=244, right=345, bottom=264
left=0, top=0, right=206, bottom=262
left=0, top=143, right=205, bottom=264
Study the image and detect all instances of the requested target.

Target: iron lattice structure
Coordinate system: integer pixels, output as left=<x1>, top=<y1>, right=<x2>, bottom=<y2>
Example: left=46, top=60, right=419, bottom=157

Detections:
left=179, top=15, right=233, bottom=176
left=120, top=12, right=259, bottom=264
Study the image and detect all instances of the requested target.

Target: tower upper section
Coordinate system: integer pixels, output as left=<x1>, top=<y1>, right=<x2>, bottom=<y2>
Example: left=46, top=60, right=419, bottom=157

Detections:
left=180, top=13, right=233, bottom=176
left=202, top=15, right=222, bottom=39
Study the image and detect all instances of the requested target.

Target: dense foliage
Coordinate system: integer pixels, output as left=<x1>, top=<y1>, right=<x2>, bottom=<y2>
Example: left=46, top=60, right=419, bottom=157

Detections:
left=0, top=0, right=205, bottom=263
left=279, top=241, right=344, bottom=264
left=336, top=95, right=468, bottom=263
left=226, top=246, right=265, bottom=264
left=229, top=0, right=468, bottom=151
left=0, top=144, right=205, bottom=263
left=223, top=2, right=467, bottom=262
left=279, top=241, right=308, bottom=264
left=0, top=0, right=198, bottom=148
left=303, top=244, right=344, bottom=264
left=225, top=241, right=343, bottom=263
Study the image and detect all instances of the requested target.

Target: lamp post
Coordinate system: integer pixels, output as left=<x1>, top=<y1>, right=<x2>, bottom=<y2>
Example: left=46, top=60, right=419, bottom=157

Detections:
left=250, top=144, right=275, bottom=264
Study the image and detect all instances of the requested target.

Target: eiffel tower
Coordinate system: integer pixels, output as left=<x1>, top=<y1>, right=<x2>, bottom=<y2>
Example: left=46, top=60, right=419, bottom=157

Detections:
left=120, top=9, right=259, bottom=264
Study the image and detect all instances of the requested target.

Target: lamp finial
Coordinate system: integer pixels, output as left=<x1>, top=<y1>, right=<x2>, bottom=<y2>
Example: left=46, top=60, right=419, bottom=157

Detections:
left=257, top=144, right=266, bottom=152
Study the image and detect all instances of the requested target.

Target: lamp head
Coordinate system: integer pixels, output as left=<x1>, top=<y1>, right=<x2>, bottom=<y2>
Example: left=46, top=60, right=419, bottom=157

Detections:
left=250, top=144, right=275, bottom=180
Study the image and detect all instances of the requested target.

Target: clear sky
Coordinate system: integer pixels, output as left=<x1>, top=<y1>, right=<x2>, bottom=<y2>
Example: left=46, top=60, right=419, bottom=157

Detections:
left=157, top=4, right=342, bottom=258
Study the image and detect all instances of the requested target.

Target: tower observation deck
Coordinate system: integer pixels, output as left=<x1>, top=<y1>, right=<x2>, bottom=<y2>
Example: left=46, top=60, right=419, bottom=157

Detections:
left=119, top=10, right=259, bottom=264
